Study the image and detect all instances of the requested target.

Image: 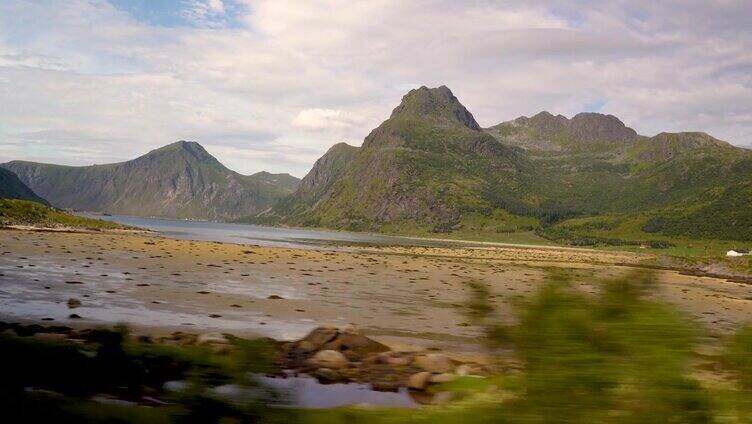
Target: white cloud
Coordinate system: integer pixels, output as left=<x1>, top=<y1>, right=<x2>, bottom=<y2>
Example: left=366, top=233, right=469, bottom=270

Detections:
left=292, top=108, right=363, bottom=131
left=0, top=0, right=750, bottom=177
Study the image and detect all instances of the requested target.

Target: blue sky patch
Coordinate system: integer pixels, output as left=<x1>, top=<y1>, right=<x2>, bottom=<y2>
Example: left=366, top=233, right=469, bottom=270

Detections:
left=583, top=98, right=607, bottom=113
left=109, top=0, right=246, bottom=29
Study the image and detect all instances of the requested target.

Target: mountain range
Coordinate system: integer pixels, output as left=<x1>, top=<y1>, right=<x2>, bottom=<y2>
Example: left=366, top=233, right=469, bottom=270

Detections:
left=2, top=86, right=750, bottom=243
left=1, top=141, right=299, bottom=220
left=253, top=86, right=752, bottom=242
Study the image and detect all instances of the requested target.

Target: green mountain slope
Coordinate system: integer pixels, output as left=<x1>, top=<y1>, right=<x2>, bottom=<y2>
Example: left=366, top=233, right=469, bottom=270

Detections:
left=255, top=86, right=531, bottom=232
left=256, top=86, right=752, bottom=243
left=1, top=141, right=300, bottom=220
left=0, top=168, right=49, bottom=205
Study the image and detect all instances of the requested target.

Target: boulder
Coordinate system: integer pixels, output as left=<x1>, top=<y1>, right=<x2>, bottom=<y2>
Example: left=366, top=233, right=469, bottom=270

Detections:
left=414, top=353, right=454, bottom=373
left=295, top=340, right=317, bottom=354
left=407, top=371, right=432, bottom=391
left=308, top=349, right=349, bottom=369
left=301, top=326, right=338, bottom=349
left=313, top=368, right=340, bottom=381
left=321, top=327, right=389, bottom=359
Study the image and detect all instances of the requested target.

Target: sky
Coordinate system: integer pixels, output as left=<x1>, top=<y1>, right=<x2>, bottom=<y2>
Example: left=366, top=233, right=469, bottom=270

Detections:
left=1, top=0, right=751, bottom=177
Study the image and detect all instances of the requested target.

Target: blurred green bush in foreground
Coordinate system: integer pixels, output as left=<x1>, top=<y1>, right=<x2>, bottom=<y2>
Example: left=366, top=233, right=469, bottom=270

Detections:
left=1, top=271, right=751, bottom=423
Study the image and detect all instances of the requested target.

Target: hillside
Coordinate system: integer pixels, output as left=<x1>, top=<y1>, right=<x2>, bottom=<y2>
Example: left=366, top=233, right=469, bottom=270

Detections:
left=253, top=86, right=752, bottom=243
left=1, top=141, right=300, bottom=221
left=254, top=86, right=531, bottom=232
left=0, top=199, right=128, bottom=230
left=0, top=168, right=49, bottom=205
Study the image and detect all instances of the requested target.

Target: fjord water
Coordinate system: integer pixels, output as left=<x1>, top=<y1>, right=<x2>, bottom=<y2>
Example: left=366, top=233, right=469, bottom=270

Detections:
left=91, top=214, right=470, bottom=249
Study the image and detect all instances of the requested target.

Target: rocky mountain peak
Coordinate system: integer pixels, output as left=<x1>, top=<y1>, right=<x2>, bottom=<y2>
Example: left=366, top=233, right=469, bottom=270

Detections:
left=568, top=112, right=638, bottom=143
left=389, top=85, right=481, bottom=130
left=140, top=140, right=220, bottom=167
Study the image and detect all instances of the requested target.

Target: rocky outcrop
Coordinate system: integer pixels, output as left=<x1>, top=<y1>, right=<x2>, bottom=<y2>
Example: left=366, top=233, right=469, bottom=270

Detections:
left=278, top=326, right=487, bottom=391
left=487, top=111, right=638, bottom=152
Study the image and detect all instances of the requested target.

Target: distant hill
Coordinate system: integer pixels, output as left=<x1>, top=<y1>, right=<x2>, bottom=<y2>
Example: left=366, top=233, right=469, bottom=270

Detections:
left=252, top=85, right=752, bottom=243
left=1, top=141, right=300, bottom=221
left=0, top=168, right=48, bottom=205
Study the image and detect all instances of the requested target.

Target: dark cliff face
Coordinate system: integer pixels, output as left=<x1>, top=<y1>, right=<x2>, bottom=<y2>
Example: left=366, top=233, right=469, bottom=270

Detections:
left=1, top=141, right=300, bottom=220
left=568, top=113, right=638, bottom=144
left=0, top=168, right=49, bottom=205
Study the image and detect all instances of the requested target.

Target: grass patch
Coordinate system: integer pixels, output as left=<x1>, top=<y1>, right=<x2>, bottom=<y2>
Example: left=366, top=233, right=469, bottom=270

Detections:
left=0, top=199, right=128, bottom=230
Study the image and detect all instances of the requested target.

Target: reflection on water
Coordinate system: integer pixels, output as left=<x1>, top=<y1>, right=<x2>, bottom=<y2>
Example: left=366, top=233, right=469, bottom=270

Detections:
left=259, top=374, right=418, bottom=408
left=88, top=214, right=475, bottom=249
left=0, top=253, right=316, bottom=340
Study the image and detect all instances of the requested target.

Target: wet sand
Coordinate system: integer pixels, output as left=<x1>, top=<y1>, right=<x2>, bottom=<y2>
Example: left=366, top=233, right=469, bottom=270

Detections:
left=1, top=229, right=751, bottom=352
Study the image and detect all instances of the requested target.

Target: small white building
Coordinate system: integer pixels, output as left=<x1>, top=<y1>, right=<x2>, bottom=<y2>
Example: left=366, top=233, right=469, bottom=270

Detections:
left=726, top=249, right=750, bottom=257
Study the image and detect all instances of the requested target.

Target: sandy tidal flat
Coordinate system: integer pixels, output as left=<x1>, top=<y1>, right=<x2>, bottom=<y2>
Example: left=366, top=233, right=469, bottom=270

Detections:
left=1, top=229, right=751, bottom=351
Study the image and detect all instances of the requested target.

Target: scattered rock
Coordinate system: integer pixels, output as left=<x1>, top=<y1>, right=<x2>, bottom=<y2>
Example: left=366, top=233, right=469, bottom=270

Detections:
left=68, top=314, right=82, bottom=319
left=308, top=349, right=349, bottom=369
left=408, top=371, right=432, bottom=390
left=321, top=327, right=389, bottom=360
left=67, top=298, right=81, bottom=309
left=414, top=353, right=454, bottom=373
left=267, top=295, right=284, bottom=300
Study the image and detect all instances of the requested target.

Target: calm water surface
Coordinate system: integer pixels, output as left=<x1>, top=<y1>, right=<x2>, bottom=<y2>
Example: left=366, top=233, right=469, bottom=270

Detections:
left=91, top=215, right=476, bottom=249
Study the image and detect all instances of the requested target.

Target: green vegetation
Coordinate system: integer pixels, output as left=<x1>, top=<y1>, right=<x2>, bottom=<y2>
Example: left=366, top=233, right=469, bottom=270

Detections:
left=0, top=199, right=127, bottom=230
left=380, top=211, right=551, bottom=245
left=306, top=271, right=752, bottom=423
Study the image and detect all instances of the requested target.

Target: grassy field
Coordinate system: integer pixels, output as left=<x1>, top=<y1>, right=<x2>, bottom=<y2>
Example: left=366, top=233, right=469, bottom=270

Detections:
left=0, top=199, right=129, bottom=230
left=380, top=211, right=554, bottom=245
